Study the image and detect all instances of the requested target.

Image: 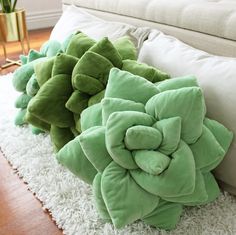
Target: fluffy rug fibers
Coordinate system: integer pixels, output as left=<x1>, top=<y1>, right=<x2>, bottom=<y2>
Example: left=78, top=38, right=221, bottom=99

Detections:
left=0, top=73, right=236, bottom=235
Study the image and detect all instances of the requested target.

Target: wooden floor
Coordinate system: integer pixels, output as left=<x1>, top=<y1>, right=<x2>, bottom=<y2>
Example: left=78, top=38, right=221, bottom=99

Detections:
left=0, top=28, right=62, bottom=235
left=0, top=28, right=52, bottom=75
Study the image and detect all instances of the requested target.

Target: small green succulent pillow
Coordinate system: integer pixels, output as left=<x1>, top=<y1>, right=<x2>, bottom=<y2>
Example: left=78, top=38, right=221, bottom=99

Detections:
left=13, top=37, right=73, bottom=135
left=57, top=68, right=233, bottom=230
left=13, top=56, right=46, bottom=131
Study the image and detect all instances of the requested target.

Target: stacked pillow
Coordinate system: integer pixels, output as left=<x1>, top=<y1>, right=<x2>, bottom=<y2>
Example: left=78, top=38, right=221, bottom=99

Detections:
left=12, top=6, right=236, bottom=231
left=57, top=68, right=233, bottom=230
left=25, top=32, right=169, bottom=152
left=12, top=40, right=63, bottom=134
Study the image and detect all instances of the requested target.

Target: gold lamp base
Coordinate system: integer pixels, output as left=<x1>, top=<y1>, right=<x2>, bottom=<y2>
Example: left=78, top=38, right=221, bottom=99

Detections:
left=0, top=9, right=30, bottom=69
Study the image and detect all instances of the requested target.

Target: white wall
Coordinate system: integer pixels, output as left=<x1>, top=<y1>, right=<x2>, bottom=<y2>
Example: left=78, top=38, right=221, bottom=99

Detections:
left=17, top=0, right=62, bottom=30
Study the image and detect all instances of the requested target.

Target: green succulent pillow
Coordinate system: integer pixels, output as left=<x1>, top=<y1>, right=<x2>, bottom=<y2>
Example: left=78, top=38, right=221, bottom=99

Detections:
left=26, top=34, right=169, bottom=151
left=12, top=55, right=47, bottom=132
left=68, top=36, right=169, bottom=119
left=27, top=54, right=78, bottom=151
left=13, top=37, right=74, bottom=135
left=28, top=54, right=78, bottom=126
left=57, top=68, right=233, bottom=230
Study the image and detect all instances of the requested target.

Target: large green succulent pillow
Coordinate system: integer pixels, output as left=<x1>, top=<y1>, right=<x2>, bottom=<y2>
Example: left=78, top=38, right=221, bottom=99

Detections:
left=27, top=33, right=169, bottom=151
left=57, top=68, right=233, bottom=230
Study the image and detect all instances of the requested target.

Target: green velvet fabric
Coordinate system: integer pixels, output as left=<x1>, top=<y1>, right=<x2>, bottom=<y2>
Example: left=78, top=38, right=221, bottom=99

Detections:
left=66, top=32, right=96, bottom=58
left=40, top=40, right=62, bottom=57
left=20, top=54, right=28, bottom=65
left=61, top=33, right=74, bottom=52
left=50, top=125, right=74, bottom=152
left=68, top=35, right=168, bottom=125
left=66, top=91, right=89, bottom=114
left=15, top=33, right=170, bottom=153
left=27, top=49, right=45, bottom=63
left=28, top=74, right=74, bottom=127
left=27, top=52, right=80, bottom=150
left=113, top=36, right=137, bottom=60
left=12, top=58, right=45, bottom=92
left=14, top=108, right=27, bottom=126
left=80, top=103, right=102, bottom=132
left=34, top=57, right=55, bottom=87
left=52, top=53, right=79, bottom=77
left=72, top=51, right=114, bottom=90
left=122, top=59, right=170, bottom=83
left=15, top=93, right=31, bottom=109
left=30, top=125, right=45, bottom=135
left=89, top=37, right=123, bottom=68
left=13, top=37, right=73, bottom=135
left=24, top=111, right=50, bottom=132
left=57, top=68, right=233, bottom=230
left=26, top=74, right=40, bottom=97
left=57, top=136, right=97, bottom=184
left=12, top=32, right=233, bottom=231
left=142, top=199, right=183, bottom=230
left=92, top=173, right=111, bottom=222
left=88, top=90, right=105, bottom=107
left=12, top=52, right=47, bottom=135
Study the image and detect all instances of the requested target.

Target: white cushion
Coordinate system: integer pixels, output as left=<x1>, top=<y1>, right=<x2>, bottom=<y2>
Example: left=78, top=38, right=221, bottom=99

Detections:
left=50, top=5, right=149, bottom=46
left=67, top=0, right=236, bottom=41
left=138, top=30, right=236, bottom=192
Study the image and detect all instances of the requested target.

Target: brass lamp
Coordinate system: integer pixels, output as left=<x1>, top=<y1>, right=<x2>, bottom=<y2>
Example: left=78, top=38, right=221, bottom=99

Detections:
left=0, top=9, right=30, bottom=69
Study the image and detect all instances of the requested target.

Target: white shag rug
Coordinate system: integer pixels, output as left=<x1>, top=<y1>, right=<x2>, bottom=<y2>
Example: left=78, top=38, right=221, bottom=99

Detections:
left=1, top=73, right=236, bottom=235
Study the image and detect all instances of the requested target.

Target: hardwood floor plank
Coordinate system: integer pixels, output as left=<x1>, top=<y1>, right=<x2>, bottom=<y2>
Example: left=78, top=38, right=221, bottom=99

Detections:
left=0, top=27, right=62, bottom=235
left=0, top=28, right=52, bottom=76
left=0, top=151, right=62, bottom=235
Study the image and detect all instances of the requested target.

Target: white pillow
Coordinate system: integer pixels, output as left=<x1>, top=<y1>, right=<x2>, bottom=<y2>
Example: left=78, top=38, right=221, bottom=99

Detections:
left=50, top=5, right=149, bottom=47
left=139, top=30, right=236, bottom=194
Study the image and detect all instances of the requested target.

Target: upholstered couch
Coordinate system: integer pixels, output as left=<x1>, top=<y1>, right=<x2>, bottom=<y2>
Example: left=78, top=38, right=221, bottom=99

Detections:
left=56, top=0, right=236, bottom=195
left=62, top=0, right=236, bottom=57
